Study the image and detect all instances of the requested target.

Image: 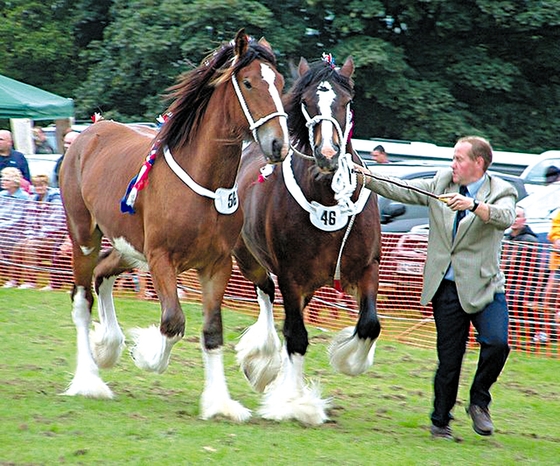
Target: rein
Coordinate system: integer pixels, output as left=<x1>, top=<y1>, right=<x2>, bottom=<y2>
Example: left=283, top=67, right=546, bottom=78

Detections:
left=355, top=168, right=446, bottom=202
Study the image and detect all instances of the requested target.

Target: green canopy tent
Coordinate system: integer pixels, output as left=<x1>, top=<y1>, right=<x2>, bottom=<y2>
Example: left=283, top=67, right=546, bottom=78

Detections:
left=0, top=74, right=74, bottom=120
left=0, top=74, right=74, bottom=153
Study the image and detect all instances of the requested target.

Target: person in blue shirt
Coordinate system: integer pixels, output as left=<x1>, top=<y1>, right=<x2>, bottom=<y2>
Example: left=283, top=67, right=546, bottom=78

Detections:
left=0, top=130, right=31, bottom=182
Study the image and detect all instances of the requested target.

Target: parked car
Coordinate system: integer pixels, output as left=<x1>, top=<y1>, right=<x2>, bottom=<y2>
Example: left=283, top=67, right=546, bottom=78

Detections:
left=518, top=150, right=560, bottom=194
left=365, top=162, right=528, bottom=232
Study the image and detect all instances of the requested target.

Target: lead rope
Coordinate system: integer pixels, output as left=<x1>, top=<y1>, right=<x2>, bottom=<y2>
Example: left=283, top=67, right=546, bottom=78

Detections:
left=332, top=156, right=366, bottom=292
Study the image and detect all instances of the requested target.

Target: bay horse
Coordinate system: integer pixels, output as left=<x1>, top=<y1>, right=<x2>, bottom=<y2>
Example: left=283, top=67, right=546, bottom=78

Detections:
left=59, top=30, right=289, bottom=422
left=233, top=56, right=382, bottom=425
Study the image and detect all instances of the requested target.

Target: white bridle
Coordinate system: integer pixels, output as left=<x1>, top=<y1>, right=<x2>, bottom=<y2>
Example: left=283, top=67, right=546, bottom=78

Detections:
left=163, top=68, right=288, bottom=215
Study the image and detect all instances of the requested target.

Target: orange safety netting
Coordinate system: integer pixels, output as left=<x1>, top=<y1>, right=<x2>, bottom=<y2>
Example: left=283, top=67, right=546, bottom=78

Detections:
left=1, top=198, right=558, bottom=358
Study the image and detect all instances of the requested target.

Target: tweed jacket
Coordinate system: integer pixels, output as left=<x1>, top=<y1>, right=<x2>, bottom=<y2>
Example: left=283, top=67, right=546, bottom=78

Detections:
left=366, top=168, right=516, bottom=314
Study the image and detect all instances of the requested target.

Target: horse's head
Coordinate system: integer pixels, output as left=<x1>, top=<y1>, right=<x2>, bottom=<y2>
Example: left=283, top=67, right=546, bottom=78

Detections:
left=286, top=56, right=355, bottom=173
left=229, top=29, right=289, bottom=164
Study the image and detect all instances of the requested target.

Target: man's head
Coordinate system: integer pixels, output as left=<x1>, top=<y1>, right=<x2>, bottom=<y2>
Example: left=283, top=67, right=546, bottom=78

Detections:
left=0, top=130, right=13, bottom=156
left=63, top=131, right=80, bottom=152
left=511, top=206, right=527, bottom=233
left=371, top=145, right=388, bottom=163
left=451, top=136, right=492, bottom=185
left=545, top=165, right=560, bottom=185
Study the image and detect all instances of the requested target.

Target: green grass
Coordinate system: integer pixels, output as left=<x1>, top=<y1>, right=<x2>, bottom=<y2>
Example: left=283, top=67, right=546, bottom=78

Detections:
left=1, top=289, right=558, bottom=465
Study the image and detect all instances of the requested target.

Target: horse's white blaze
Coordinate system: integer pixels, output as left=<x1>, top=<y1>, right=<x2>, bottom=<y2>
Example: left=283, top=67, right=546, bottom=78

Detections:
left=261, top=63, right=289, bottom=144
left=258, top=346, right=331, bottom=426
left=90, top=276, right=125, bottom=369
left=201, top=346, right=251, bottom=422
left=236, top=288, right=281, bottom=392
left=113, top=237, right=148, bottom=270
left=64, top=286, right=114, bottom=399
left=317, top=81, right=337, bottom=155
left=328, top=326, right=377, bottom=376
left=129, top=325, right=181, bottom=374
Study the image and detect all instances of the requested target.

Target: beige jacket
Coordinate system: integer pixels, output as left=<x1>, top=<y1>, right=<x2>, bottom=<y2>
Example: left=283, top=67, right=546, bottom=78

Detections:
left=366, top=168, right=516, bottom=314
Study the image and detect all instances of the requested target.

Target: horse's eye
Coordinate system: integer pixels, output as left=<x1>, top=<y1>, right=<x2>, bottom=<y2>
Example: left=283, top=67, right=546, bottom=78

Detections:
left=243, top=79, right=252, bottom=90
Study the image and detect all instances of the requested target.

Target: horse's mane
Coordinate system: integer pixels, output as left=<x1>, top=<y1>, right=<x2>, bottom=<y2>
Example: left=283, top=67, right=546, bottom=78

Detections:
left=157, top=39, right=278, bottom=151
left=284, top=61, right=354, bottom=151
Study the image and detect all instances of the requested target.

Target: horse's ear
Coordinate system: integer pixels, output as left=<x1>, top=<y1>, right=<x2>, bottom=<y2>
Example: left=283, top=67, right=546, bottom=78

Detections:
left=258, top=37, right=272, bottom=52
left=298, top=57, right=310, bottom=77
left=234, top=28, right=249, bottom=58
left=339, top=56, right=354, bottom=78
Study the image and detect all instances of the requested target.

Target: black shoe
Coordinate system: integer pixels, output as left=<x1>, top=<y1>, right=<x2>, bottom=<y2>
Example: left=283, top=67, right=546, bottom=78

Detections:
left=430, top=424, right=454, bottom=440
left=466, top=404, right=494, bottom=436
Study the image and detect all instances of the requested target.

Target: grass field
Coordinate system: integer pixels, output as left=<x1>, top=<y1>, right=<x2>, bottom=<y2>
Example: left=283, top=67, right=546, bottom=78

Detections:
left=1, top=289, right=558, bottom=465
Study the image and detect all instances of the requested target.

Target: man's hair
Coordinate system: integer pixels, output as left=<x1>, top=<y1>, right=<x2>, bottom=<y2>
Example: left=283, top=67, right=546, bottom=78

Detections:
left=373, top=145, right=386, bottom=153
left=457, top=136, right=492, bottom=171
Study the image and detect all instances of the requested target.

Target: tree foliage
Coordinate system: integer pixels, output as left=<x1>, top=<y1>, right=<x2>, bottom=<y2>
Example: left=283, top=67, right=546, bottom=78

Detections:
left=0, top=0, right=558, bottom=151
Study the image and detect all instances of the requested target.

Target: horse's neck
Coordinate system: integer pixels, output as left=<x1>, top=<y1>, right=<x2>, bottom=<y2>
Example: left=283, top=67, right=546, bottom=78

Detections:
left=174, top=113, right=243, bottom=190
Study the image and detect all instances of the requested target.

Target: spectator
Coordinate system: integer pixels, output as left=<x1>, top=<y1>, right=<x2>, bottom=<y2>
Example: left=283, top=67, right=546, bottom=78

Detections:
left=30, top=174, right=61, bottom=203
left=4, top=173, right=65, bottom=289
left=504, top=206, right=538, bottom=242
left=357, top=135, right=515, bottom=439
left=43, top=234, right=73, bottom=291
left=54, top=130, right=80, bottom=186
left=541, top=209, right=560, bottom=342
left=0, top=167, right=30, bottom=287
left=503, top=206, right=541, bottom=327
left=370, top=144, right=389, bottom=163
left=32, top=127, right=55, bottom=154
left=545, top=165, right=560, bottom=185
left=0, top=130, right=31, bottom=182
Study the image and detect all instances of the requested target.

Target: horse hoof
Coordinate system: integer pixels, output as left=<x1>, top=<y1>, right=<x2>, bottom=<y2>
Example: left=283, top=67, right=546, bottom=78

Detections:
left=90, top=322, right=126, bottom=369
left=329, top=326, right=377, bottom=376
left=63, top=372, right=114, bottom=399
left=129, top=325, right=181, bottom=373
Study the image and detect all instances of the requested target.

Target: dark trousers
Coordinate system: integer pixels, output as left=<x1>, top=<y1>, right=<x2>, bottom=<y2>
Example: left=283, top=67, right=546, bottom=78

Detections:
left=430, top=279, right=510, bottom=427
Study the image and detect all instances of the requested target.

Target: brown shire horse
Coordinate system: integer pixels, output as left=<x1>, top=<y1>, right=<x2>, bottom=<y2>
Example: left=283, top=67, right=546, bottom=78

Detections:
left=59, top=30, right=289, bottom=421
left=233, top=56, right=381, bottom=425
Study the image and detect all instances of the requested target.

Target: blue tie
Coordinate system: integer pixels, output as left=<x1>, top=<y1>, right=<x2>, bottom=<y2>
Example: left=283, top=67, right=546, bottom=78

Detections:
left=453, top=185, right=469, bottom=238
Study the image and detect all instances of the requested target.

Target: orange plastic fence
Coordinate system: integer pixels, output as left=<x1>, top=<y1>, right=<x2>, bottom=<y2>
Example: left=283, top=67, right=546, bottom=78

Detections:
left=1, top=198, right=558, bottom=358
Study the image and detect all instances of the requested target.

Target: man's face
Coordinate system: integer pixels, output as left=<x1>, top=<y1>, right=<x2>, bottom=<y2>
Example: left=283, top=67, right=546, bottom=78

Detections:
left=0, top=132, right=12, bottom=154
left=511, top=208, right=526, bottom=230
left=451, top=141, right=483, bottom=185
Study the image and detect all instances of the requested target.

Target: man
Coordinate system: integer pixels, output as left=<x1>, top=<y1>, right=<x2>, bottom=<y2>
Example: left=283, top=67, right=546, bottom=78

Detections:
left=54, top=130, right=80, bottom=186
left=0, top=130, right=31, bottom=182
left=370, top=144, right=389, bottom=163
left=504, top=206, right=538, bottom=242
left=32, top=127, right=55, bottom=154
left=358, top=136, right=516, bottom=440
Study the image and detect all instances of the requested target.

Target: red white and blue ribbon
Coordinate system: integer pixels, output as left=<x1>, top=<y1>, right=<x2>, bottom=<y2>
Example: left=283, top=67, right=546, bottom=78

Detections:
left=120, top=113, right=170, bottom=214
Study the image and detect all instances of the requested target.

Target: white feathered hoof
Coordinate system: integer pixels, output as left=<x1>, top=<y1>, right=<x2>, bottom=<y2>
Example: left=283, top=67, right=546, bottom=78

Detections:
left=90, top=321, right=125, bottom=369
left=259, top=380, right=331, bottom=426
left=329, top=326, right=377, bottom=376
left=200, top=394, right=252, bottom=423
left=129, top=325, right=182, bottom=373
left=63, top=372, right=114, bottom=399
left=236, top=325, right=282, bottom=392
